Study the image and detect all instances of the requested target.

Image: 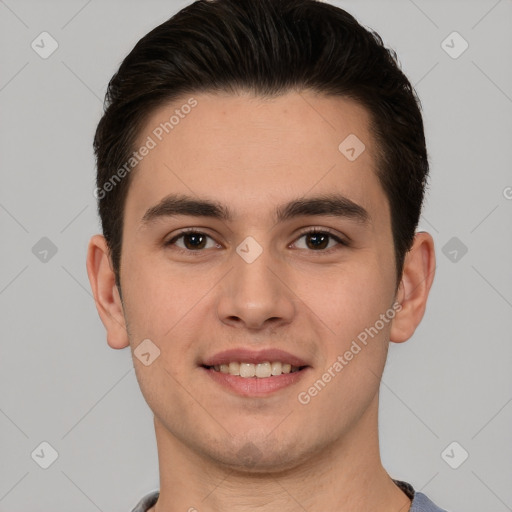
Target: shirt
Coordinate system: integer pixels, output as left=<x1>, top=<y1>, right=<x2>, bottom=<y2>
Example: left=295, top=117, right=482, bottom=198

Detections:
left=130, top=480, right=448, bottom=511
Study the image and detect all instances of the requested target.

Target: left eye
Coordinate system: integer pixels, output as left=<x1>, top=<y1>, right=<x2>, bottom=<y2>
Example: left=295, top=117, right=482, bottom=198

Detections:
left=293, top=230, right=345, bottom=251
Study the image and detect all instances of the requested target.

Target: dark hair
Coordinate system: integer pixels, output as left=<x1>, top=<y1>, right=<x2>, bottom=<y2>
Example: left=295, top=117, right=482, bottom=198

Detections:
left=93, top=0, right=429, bottom=291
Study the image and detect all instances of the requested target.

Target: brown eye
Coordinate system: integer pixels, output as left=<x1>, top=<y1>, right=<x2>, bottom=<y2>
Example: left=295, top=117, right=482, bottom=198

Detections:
left=293, top=229, right=348, bottom=251
left=305, top=232, right=330, bottom=250
left=182, top=232, right=207, bottom=250
left=166, top=231, right=217, bottom=251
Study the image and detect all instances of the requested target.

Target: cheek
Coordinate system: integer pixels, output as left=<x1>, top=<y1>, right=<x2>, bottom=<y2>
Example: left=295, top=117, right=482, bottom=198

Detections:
left=294, top=257, right=393, bottom=343
left=120, top=273, right=159, bottom=340
left=296, top=265, right=392, bottom=425
left=122, top=259, right=203, bottom=421
left=120, top=251, right=219, bottom=371
left=120, top=248, right=185, bottom=336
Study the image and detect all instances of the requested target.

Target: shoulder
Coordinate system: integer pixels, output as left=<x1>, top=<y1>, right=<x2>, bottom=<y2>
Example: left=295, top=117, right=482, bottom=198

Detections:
left=394, top=480, right=448, bottom=512
left=130, top=490, right=159, bottom=512
left=411, top=491, right=449, bottom=512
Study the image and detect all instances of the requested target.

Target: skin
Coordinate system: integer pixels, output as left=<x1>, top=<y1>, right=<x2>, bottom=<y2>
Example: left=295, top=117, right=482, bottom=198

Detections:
left=87, top=91, right=435, bottom=512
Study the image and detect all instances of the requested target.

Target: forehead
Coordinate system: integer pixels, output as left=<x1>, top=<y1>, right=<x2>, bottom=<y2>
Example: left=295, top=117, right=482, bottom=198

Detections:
left=125, top=91, right=388, bottom=227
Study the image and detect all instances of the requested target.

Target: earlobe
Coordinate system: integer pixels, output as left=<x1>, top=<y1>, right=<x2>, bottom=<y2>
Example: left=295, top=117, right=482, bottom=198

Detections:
left=389, top=231, right=436, bottom=343
left=86, top=234, right=130, bottom=349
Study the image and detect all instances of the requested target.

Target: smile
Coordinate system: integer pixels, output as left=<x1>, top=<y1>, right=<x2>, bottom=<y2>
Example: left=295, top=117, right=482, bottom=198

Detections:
left=205, top=361, right=304, bottom=378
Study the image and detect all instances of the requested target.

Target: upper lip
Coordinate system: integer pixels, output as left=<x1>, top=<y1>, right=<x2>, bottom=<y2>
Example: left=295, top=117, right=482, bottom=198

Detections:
left=202, top=348, right=310, bottom=368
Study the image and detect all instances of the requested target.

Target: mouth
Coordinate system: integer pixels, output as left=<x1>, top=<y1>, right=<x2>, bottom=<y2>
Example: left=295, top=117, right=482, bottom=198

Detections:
left=202, top=361, right=307, bottom=377
left=200, top=349, right=311, bottom=396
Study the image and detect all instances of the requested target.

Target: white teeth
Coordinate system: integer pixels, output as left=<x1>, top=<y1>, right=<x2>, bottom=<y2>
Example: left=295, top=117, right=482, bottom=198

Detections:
left=228, top=362, right=240, bottom=375
left=271, top=362, right=282, bottom=375
left=210, top=361, right=302, bottom=378
left=240, top=363, right=255, bottom=378
left=255, top=362, right=272, bottom=378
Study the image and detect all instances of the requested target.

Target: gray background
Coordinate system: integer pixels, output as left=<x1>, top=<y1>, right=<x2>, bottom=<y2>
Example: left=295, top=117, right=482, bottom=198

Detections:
left=1, top=0, right=511, bottom=510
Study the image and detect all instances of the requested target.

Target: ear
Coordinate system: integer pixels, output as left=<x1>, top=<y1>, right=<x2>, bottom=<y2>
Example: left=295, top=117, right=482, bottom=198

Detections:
left=390, top=231, right=436, bottom=343
left=86, top=234, right=130, bottom=349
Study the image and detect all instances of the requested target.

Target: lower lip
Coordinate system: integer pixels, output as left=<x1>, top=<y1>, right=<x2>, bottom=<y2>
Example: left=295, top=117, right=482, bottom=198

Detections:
left=202, top=367, right=309, bottom=397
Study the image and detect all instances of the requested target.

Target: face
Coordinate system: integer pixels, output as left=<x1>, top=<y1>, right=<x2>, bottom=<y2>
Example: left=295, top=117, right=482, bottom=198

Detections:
left=116, top=91, right=399, bottom=471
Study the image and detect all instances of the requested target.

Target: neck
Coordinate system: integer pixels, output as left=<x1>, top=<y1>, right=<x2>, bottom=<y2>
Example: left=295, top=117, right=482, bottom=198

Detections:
left=149, top=392, right=410, bottom=512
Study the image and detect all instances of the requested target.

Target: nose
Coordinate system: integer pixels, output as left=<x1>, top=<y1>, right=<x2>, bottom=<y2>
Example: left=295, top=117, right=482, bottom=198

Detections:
left=216, top=243, right=296, bottom=332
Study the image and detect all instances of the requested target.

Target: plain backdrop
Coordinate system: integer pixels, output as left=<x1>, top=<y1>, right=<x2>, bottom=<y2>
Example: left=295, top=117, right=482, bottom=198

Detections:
left=1, top=0, right=511, bottom=511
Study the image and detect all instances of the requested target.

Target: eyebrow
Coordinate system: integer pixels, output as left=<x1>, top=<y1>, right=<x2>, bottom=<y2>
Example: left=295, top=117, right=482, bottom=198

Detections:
left=140, top=193, right=370, bottom=227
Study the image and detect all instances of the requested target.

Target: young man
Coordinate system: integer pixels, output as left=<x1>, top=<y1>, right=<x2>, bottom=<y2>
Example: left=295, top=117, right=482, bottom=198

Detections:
left=86, top=0, right=443, bottom=510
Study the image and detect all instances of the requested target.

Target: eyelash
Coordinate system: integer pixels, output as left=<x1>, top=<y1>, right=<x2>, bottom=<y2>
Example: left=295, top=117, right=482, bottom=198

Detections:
left=164, top=227, right=349, bottom=255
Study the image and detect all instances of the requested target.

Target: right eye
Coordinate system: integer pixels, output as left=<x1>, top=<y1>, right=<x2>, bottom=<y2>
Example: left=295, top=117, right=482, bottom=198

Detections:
left=165, top=230, right=220, bottom=252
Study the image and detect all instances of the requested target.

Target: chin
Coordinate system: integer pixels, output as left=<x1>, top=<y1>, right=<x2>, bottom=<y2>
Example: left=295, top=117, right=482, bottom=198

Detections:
left=201, top=433, right=316, bottom=475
